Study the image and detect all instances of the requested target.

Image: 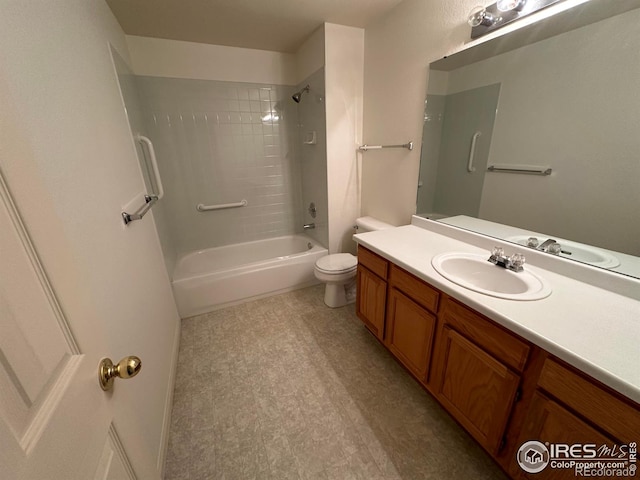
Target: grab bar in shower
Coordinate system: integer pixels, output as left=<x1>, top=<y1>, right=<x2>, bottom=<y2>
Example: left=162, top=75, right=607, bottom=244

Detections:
left=358, top=141, right=413, bottom=151
left=196, top=199, right=248, bottom=212
left=136, top=134, right=164, bottom=199
left=487, top=165, right=552, bottom=176
left=122, top=195, right=158, bottom=225
left=467, top=132, right=481, bottom=172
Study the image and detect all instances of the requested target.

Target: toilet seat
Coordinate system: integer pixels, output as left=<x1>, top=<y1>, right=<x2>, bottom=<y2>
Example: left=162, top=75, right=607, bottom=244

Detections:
left=315, top=253, right=357, bottom=275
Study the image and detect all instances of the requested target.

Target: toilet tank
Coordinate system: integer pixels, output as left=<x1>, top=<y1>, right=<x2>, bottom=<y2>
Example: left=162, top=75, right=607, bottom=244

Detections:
left=355, top=216, right=394, bottom=233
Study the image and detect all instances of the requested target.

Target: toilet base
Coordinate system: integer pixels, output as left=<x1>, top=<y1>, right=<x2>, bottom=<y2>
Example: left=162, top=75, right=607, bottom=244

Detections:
left=323, top=281, right=356, bottom=308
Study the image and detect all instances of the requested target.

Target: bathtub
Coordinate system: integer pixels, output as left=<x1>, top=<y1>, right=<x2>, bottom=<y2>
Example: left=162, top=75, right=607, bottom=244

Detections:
left=172, top=234, right=327, bottom=317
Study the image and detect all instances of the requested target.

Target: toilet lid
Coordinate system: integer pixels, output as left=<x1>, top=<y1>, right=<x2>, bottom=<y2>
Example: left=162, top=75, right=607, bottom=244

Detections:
left=316, top=253, right=357, bottom=274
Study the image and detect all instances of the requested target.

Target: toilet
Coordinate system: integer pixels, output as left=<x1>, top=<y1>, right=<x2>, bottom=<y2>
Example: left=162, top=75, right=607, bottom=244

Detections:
left=314, top=216, right=394, bottom=308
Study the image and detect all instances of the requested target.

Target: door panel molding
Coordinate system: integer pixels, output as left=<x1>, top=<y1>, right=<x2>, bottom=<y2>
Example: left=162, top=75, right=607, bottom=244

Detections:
left=0, top=167, right=86, bottom=456
left=0, top=168, right=79, bottom=354
left=20, top=355, right=82, bottom=454
left=94, top=424, right=137, bottom=480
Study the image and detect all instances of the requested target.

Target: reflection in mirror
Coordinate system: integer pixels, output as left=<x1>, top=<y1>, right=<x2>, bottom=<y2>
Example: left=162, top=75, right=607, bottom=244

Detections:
left=417, top=2, right=640, bottom=279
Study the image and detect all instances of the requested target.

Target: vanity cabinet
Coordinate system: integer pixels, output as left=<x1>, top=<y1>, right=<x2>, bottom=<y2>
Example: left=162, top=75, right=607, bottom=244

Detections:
left=355, top=247, right=640, bottom=479
left=356, top=247, right=388, bottom=340
left=510, top=358, right=640, bottom=479
left=432, top=297, right=529, bottom=455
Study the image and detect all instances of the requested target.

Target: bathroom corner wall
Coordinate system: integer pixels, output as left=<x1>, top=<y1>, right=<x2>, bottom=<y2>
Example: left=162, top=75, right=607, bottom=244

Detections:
left=324, top=23, right=364, bottom=255
left=126, top=27, right=364, bottom=257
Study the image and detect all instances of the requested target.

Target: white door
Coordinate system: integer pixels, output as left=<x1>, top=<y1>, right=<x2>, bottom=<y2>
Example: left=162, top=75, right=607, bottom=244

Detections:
left=0, top=169, right=137, bottom=480
left=0, top=3, right=180, bottom=479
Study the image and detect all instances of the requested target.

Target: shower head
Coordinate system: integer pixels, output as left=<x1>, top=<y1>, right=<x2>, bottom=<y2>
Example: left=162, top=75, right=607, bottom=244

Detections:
left=292, top=85, right=310, bottom=103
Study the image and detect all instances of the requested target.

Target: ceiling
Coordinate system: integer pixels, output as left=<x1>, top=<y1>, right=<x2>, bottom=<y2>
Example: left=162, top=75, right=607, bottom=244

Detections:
left=106, top=0, right=405, bottom=53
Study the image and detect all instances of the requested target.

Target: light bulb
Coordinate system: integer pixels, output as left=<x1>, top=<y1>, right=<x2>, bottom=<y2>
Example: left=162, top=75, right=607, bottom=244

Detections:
left=497, top=0, right=526, bottom=12
left=467, top=6, right=497, bottom=27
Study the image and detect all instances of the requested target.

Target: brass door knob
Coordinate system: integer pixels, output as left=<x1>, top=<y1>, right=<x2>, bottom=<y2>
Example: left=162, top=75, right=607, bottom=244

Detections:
left=99, top=356, right=142, bottom=391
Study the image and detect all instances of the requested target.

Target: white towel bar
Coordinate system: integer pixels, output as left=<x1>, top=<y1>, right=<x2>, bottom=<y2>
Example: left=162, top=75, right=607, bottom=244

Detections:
left=487, top=165, right=552, bottom=176
left=358, top=141, right=413, bottom=151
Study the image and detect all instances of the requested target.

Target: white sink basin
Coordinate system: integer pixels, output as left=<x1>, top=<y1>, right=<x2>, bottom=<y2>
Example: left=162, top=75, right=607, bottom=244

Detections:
left=506, top=235, right=620, bottom=269
left=431, top=252, right=552, bottom=301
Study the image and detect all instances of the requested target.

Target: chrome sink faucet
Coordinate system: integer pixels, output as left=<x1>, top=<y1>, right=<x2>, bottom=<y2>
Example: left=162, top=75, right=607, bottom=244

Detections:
left=488, top=247, right=526, bottom=272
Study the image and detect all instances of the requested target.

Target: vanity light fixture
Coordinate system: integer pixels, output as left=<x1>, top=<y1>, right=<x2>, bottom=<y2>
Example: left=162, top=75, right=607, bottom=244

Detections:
left=468, top=0, right=562, bottom=39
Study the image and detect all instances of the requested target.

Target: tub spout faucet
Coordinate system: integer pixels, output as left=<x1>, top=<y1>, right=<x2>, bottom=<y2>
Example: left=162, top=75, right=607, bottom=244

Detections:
left=303, top=223, right=315, bottom=230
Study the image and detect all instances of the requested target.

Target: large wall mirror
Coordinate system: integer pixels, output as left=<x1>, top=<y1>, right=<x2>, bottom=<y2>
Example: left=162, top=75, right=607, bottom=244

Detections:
left=417, top=0, right=640, bottom=279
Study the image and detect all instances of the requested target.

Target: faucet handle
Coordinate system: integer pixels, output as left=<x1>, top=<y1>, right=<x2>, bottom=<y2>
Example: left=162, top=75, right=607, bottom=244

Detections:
left=491, top=246, right=504, bottom=257
left=526, top=237, right=539, bottom=248
left=508, top=252, right=526, bottom=272
left=548, top=242, right=562, bottom=255
left=510, top=252, right=526, bottom=267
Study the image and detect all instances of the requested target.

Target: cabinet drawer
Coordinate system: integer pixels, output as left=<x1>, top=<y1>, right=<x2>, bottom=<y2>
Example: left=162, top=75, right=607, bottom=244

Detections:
left=389, top=264, right=439, bottom=314
left=357, top=246, right=388, bottom=280
left=440, top=297, right=530, bottom=372
left=537, top=359, right=640, bottom=442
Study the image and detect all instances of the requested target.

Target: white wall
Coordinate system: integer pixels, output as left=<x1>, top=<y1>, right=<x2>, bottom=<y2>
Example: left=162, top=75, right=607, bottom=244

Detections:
left=0, top=1, right=179, bottom=476
left=126, top=35, right=297, bottom=85
left=296, top=26, right=325, bottom=84
left=324, top=24, right=364, bottom=254
left=362, top=0, right=504, bottom=226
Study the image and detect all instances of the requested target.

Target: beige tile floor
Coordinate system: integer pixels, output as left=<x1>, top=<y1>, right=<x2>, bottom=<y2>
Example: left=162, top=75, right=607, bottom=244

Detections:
left=164, top=285, right=507, bottom=479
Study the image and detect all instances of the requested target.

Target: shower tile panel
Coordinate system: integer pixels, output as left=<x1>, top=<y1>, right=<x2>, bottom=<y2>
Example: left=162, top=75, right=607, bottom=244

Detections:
left=137, top=77, right=303, bottom=254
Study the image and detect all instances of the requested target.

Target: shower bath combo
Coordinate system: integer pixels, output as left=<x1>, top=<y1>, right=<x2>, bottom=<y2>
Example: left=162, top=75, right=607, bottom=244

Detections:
left=115, top=60, right=329, bottom=316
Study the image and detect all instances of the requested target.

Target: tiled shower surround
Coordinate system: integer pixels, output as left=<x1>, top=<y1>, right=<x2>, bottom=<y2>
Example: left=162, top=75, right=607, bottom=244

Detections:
left=136, top=77, right=308, bottom=255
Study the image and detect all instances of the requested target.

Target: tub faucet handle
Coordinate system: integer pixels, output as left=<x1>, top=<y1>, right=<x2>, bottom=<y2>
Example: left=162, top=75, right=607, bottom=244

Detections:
left=308, top=202, right=317, bottom=218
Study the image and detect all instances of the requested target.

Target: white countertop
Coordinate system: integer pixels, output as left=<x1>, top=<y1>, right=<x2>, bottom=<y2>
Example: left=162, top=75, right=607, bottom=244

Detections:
left=354, top=220, right=640, bottom=404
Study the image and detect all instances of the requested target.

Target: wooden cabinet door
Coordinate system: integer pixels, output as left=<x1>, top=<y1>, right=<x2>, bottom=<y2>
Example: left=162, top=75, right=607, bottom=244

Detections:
left=511, top=392, right=616, bottom=479
left=386, top=288, right=436, bottom=381
left=435, top=327, right=520, bottom=454
left=356, top=265, right=387, bottom=340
